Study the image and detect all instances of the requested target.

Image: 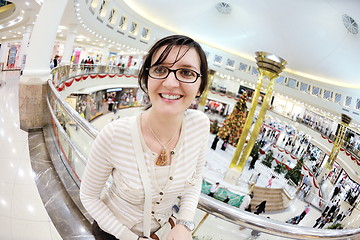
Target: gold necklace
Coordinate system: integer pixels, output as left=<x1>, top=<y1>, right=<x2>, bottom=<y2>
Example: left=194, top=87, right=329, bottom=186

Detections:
left=148, top=121, right=178, bottom=166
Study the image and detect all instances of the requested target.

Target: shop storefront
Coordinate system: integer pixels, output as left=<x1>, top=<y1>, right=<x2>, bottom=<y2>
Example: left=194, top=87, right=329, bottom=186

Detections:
left=1, top=42, right=21, bottom=70
left=302, top=109, right=336, bottom=137
left=333, top=169, right=360, bottom=206
left=272, top=94, right=305, bottom=121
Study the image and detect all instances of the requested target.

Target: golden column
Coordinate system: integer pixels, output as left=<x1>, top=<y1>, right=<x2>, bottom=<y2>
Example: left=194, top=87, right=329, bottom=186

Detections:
left=224, top=52, right=286, bottom=184
left=198, top=69, right=216, bottom=111
left=326, top=114, right=352, bottom=169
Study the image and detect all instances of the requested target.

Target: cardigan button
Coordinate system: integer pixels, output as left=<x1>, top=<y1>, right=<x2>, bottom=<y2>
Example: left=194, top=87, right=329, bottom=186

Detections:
left=151, top=211, right=155, bottom=214
left=160, top=192, right=164, bottom=195
left=156, top=202, right=160, bottom=204
left=169, top=176, right=173, bottom=180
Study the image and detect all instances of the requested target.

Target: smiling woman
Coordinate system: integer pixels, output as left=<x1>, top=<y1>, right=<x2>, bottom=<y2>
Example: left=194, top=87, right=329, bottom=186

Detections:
left=80, top=35, right=210, bottom=240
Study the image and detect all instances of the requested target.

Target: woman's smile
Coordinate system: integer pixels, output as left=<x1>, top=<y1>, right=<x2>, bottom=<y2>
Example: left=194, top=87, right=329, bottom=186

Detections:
left=159, top=93, right=183, bottom=101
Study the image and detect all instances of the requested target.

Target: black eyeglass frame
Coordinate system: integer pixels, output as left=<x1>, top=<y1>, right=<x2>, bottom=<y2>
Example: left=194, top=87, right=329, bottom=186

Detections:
left=146, top=65, right=202, bottom=84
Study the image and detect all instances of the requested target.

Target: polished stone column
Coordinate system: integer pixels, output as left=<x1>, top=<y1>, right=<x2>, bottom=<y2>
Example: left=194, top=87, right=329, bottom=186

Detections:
left=17, top=24, right=33, bottom=69
left=198, top=69, right=215, bottom=111
left=225, top=52, right=286, bottom=184
left=326, top=114, right=352, bottom=169
left=61, top=24, right=78, bottom=65
left=19, top=0, right=69, bottom=131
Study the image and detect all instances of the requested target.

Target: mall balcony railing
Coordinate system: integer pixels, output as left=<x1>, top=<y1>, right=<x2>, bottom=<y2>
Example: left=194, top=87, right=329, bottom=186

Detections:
left=45, top=64, right=360, bottom=239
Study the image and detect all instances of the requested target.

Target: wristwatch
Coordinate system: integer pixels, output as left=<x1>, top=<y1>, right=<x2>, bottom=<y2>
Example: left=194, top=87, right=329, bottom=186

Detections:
left=176, top=219, right=195, bottom=231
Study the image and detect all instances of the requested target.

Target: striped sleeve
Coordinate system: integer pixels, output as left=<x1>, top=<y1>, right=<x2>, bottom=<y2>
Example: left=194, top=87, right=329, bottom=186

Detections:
left=178, top=110, right=210, bottom=221
left=79, top=121, right=138, bottom=240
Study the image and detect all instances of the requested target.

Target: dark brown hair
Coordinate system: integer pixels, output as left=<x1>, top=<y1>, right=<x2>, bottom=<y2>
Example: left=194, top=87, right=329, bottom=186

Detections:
left=138, top=35, right=208, bottom=97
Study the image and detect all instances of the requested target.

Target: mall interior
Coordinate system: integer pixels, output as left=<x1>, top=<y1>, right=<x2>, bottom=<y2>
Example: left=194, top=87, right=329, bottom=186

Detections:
left=1, top=0, right=360, bottom=239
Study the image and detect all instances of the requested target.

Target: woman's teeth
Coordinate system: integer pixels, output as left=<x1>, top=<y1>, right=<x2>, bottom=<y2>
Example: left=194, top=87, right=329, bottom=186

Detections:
left=160, top=94, right=181, bottom=100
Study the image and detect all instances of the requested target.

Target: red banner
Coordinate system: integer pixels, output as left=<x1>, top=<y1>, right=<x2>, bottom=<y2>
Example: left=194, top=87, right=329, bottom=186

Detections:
left=313, top=177, right=319, bottom=188
left=64, top=79, right=75, bottom=87
left=98, top=74, right=107, bottom=78
left=57, top=83, right=64, bottom=92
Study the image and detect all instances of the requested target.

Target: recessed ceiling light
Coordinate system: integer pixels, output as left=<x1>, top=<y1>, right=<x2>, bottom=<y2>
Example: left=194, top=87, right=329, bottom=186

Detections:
left=25, top=2, right=30, bottom=6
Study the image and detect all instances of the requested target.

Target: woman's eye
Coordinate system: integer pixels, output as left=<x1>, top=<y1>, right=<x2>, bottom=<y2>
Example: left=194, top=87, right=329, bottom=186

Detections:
left=179, top=69, right=195, bottom=77
left=154, top=66, right=167, bottom=73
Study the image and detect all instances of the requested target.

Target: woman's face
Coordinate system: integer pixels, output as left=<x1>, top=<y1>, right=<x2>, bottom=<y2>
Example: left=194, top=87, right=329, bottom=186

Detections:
left=147, top=45, right=201, bottom=117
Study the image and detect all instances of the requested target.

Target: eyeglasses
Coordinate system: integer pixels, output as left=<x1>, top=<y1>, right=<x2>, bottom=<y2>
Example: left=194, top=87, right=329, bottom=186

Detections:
left=146, top=65, right=201, bottom=83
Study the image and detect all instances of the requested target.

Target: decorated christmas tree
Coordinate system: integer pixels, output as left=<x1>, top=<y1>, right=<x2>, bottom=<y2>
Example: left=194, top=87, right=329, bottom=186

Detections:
left=261, top=150, right=273, bottom=168
left=217, top=92, right=248, bottom=146
left=285, top=157, right=304, bottom=185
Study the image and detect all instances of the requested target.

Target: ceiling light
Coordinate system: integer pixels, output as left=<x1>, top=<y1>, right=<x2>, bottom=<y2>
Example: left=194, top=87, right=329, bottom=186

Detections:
left=216, top=2, right=232, bottom=14
left=343, top=14, right=358, bottom=34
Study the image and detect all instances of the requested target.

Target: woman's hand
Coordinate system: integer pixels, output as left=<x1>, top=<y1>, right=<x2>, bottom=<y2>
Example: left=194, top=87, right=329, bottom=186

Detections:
left=166, top=224, right=192, bottom=240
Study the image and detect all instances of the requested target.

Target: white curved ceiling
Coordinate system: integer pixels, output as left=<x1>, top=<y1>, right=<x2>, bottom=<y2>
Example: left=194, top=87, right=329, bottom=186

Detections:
left=2, top=0, right=359, bottom=90
left=123, top=0, right=360, bottom=89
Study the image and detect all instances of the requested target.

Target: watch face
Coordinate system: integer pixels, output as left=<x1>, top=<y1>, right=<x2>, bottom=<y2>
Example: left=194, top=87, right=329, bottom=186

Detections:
left=187, top=222, right=195, bottom=231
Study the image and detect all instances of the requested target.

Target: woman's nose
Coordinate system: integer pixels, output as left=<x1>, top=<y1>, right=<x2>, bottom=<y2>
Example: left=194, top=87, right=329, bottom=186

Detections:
left=162, top=71, right=180, bottom=87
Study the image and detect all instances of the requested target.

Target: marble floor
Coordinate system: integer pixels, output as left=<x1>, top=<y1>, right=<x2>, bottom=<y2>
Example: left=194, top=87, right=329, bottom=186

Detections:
left=0, top=70, right=359, bottom=240
left=0, top=71, right=62, bottom=240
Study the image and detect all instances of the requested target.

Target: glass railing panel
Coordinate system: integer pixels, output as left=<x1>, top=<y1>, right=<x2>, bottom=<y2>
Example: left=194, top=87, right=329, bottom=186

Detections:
left=47, top=95, right=87, bottom=186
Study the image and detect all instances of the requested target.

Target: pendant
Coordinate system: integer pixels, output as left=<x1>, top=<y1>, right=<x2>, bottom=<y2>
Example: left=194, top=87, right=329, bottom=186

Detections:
left=156, top=149, right=168, bottom=166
